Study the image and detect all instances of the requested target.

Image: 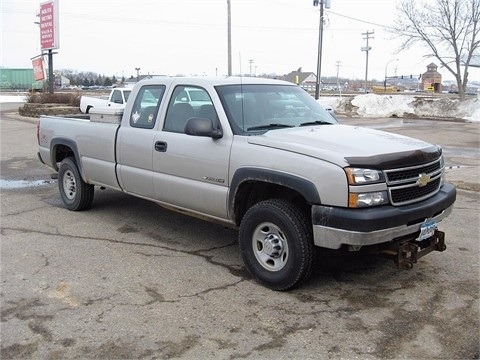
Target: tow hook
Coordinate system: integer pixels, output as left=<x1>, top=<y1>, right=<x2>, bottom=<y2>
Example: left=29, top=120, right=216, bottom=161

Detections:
left=378, top=230, right=446, bottom=269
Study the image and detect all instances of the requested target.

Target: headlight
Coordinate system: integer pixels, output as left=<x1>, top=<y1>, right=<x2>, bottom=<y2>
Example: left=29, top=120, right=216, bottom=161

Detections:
left=345, top=167, right=384, bottom=185
left=349, top=191, right=388, bottom=208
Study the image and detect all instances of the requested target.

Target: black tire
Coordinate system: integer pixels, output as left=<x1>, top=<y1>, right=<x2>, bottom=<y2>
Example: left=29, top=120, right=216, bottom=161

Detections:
left=58, top=157, right=94, bottom=211
left=239, top=199, right=314, bottom=291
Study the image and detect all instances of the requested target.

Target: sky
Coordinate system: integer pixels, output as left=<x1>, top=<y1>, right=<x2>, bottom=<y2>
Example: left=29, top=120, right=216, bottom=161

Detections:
left=1, top=0, right=479, bottom=83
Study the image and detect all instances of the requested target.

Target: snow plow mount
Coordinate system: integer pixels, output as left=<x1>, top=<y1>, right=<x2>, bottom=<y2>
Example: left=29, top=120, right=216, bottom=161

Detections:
left=376, top=230, right=446, bottom=270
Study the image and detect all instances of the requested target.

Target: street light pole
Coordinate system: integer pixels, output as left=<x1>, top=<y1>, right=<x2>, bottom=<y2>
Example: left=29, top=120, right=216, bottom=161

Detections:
left=384, top=58, right=398, bottom=92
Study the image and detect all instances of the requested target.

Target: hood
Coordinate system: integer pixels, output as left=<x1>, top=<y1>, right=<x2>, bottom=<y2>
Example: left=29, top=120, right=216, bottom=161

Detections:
left=247, top=124, right=441, bottom=169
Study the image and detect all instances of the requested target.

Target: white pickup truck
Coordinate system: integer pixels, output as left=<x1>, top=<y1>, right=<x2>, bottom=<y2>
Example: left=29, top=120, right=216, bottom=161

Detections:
left=79, top=87, right=132, bottom=114
left=38, top=77, right=456, bottom=290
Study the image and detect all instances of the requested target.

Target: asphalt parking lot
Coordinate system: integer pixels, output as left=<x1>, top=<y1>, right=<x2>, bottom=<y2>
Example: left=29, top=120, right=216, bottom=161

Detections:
left=1, top=106, right=479, bottom=359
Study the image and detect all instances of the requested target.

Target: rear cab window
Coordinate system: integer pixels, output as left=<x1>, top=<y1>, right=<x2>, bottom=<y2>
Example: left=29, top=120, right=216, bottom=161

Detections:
left=130, top=85, right=166, bottom=129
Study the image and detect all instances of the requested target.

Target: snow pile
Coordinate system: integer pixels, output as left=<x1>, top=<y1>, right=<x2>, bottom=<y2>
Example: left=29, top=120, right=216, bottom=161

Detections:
left=353, top=94, right=415, bottom=118
left=0, top=94, right=27, bottom=103
left=319, top=93, right=479, bottom=122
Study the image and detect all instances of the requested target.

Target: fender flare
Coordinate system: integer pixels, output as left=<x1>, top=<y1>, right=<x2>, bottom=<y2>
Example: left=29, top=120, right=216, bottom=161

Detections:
left=50, top=138, right=84, bottom=178
left=229, top=167, right=321, bottom=217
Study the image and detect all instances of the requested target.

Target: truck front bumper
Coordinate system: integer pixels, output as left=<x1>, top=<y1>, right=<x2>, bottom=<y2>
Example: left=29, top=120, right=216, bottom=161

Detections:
left=312, top=183, right=456, bottom=249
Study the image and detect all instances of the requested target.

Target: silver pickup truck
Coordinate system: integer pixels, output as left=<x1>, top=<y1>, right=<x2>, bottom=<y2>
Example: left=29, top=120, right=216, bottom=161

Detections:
left=38, top=76, right=456, bottom=290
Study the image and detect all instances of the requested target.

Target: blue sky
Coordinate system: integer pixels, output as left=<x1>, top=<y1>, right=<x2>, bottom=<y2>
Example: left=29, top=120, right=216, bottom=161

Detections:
left=1, top=0, right=478, bottom=82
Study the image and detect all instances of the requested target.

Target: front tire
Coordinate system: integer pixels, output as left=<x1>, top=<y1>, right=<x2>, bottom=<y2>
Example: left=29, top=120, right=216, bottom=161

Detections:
left=58, top=157, right=94, bottom=211
left=239, top=199, right=314, bottom=291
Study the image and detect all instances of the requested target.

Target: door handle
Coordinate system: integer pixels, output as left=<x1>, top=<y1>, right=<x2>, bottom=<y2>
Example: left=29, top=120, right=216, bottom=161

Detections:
left=155, top=141, right=167, bottom=152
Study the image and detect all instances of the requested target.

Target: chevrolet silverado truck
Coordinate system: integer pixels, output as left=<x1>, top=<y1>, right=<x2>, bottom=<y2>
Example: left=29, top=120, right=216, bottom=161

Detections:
left=79, top=87, right=132, bottom=114
left=37, top=77, right=456, bottom=290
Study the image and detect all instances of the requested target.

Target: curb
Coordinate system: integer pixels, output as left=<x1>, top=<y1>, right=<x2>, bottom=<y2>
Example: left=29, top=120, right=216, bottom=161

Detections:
left=2, top=111, right=39, bottom=124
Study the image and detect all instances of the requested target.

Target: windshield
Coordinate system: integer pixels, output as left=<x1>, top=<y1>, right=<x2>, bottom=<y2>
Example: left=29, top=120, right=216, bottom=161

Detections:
left=215, top=84, right=337, bottom=135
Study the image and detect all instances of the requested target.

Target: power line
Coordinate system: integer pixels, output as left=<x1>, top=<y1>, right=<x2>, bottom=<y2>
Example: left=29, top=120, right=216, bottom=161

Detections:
left=326, top=10, right=396, bottom=30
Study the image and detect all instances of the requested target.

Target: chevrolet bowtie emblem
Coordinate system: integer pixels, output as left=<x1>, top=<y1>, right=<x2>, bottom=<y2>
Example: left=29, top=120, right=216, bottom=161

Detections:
left=416, top=173, right=431, bottom=187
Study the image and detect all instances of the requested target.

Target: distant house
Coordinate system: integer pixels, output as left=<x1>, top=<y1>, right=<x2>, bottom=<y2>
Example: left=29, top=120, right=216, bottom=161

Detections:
left=281, top=70, right=317, bottom=92
left=420, top=63, right=442, bottom=93
left=57, top=75, right=70, bottom=87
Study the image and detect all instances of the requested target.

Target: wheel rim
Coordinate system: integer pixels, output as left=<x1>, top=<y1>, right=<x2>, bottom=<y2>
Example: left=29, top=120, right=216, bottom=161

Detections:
left=252, top=222, right=289, bottom=272
left=62, top=169, right=76, bottom=200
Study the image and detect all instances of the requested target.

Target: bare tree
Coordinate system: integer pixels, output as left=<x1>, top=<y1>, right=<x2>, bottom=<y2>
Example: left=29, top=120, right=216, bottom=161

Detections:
left=393, top=0, right=479, bottom=100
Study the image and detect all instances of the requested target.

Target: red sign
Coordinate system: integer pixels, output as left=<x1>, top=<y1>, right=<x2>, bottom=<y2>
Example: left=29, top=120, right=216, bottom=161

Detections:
left=40, top=0, right=59, bottom=50
left=32, top=58, right=45, bottom=81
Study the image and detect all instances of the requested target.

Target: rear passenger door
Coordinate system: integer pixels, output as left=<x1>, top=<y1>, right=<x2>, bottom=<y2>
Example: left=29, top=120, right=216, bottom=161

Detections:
left=116, top=85, right=166, bottom=198
left=152, top=85, right=232, bottom=219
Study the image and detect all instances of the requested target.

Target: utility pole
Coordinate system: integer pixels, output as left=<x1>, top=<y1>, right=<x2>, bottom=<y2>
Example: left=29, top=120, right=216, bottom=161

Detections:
left=335, top=60, right=341, bottom=91
left=361, top=30, right=374, bottom=92
left=313, top=0, right=331, bottom=100
left=227, top=0, right=232, bottom=76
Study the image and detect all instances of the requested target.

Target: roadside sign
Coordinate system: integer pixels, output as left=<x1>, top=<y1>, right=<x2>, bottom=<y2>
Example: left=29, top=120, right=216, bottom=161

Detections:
left=32, top=58, right=45, bottom=81
left=40, top=0, right=59, bottom=51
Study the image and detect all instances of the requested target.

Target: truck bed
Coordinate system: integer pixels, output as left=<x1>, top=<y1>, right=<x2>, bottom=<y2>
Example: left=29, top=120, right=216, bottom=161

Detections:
left=38, top=115, right=121, bottom=189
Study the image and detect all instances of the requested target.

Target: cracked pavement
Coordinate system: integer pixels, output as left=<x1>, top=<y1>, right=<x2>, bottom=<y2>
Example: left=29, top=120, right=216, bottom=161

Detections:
left=1, top=106, right=479, bottom=359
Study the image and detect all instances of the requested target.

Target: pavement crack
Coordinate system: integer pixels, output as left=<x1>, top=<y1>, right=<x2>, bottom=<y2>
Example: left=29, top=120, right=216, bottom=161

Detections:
left=2, top=226, right=249, bottom=291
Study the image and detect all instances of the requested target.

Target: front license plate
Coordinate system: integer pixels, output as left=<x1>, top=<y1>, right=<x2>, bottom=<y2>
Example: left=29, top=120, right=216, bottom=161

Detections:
left=416, top=220, right=437, bottom=241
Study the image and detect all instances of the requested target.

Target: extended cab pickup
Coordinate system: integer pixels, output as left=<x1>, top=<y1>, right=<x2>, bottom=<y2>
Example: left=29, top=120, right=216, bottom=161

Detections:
left=38, top=77, right=456, bottom=290
left=79, top=87, right=132, bottom=114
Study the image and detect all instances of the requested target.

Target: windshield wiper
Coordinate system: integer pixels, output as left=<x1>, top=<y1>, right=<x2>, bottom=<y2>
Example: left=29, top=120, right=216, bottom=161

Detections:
left=247, top=123, right=295, bottom=131
left=299, top=120, right=334, bottom=127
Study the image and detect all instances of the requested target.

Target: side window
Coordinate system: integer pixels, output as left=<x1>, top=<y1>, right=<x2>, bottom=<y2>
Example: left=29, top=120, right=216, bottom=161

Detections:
left=164, top=86, right=218, bottom=133
left=130, top=85, right=166, bottom=129
left=111, top=90, right=123, bottom=104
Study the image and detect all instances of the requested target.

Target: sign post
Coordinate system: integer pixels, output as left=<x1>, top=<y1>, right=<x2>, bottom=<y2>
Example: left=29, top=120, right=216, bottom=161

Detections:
left=39, top=0, right=59, bottom=93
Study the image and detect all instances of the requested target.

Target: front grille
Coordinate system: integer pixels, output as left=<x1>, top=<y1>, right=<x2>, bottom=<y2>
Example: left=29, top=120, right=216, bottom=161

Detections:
left=384, top=158, right=443, bottom=206
left=390, top=178, right=441, bottom=204
left=386, top=161, right=441, bottom=183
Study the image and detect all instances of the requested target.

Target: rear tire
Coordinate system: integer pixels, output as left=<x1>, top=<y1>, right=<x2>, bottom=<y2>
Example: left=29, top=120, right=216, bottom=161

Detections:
left=58, top=157, right=94, bottom=211
left=239, top=199, right=314, bottom=291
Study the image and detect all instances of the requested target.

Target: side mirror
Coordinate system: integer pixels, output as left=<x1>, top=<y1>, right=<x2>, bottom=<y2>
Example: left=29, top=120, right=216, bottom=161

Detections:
left=185, top=117, right=223, bottom=139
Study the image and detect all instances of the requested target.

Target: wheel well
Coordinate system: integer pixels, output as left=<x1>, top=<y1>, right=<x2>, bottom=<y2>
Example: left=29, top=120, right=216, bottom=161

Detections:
left=53, top=144, right=75, bottom=170
left=233, top=181, right=310, bottom=226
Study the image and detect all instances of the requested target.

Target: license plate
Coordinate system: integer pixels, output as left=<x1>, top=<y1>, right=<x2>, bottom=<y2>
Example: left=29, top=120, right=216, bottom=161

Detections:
left=416, top=220, right=437, bottom=241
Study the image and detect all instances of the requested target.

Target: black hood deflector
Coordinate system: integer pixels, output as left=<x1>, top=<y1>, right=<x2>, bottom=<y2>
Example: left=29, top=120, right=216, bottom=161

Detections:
left=345, top=145, right=442, bottom=170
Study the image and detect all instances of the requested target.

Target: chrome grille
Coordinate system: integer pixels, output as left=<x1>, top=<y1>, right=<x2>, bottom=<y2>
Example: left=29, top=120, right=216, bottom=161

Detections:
left=384, top=158, right=443, bottom=206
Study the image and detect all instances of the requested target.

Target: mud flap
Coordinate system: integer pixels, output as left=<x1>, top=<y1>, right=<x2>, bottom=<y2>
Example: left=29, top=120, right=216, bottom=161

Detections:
left=375, top=230, right=446, bottom=269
